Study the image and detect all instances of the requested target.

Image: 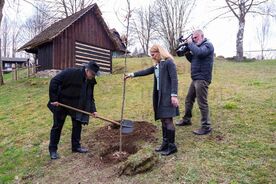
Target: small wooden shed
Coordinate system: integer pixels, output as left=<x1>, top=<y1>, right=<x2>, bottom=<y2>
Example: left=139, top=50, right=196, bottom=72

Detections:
left=1, top=57, right=28, bottom=73
left=18, top=4, right=125, bottom=73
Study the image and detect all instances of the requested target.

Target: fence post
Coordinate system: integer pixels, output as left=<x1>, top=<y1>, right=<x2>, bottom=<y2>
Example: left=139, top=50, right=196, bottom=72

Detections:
left=27, top=61, right=30, bottom=78
left=15, top=63, right=18, bottom=80
left=0, top=60, right=3, bottom=76
left=32, top=64, right=37, bottom=74
left=12, top=64, right=16, bottom=80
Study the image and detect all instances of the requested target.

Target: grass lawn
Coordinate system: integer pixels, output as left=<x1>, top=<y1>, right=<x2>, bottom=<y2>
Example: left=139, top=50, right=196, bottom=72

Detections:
left=0, top=57, right=275, bottom=183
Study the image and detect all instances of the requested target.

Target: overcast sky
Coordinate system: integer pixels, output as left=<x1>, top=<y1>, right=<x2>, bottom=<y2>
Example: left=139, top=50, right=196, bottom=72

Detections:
left=5, top=0, right=276, bottom=58
left=100, top=0, right=276, bottom=58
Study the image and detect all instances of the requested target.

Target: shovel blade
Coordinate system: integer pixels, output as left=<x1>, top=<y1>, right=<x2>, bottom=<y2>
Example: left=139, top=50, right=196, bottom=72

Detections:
left=121, top=119, right=134, bottom=134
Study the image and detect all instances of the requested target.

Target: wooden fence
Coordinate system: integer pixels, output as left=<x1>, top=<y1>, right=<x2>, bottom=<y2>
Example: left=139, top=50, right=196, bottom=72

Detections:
left=11, top=63, right=40, bottom=81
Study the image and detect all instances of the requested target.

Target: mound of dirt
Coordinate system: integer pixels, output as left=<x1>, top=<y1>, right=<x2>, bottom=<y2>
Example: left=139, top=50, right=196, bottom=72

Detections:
left=24, top=121, right=158, bottom=183
left=93, top=121, right=157, bottom=145
left=87, top=121, right=158, bottom=166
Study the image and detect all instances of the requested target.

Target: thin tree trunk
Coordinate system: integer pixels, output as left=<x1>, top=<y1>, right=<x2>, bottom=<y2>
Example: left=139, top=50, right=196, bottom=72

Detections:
left=236, top=18, right=245, bottom=61
left=0, top=0, right=5, bottom=85
left=0, top=38, right=4, bottom=85
left=120, top=0, right=131, bottom=153
left=12, top=34, right=15, bottom=58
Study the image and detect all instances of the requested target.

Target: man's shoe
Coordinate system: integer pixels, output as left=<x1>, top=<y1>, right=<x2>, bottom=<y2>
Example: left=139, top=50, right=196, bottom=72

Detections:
left=50, top=151, right=59, bottom=160
left=72, top=147, right=88, bottom=153
left=176, top=119, right=192, bottom=126
left=193, top=127, right=212, bottom=135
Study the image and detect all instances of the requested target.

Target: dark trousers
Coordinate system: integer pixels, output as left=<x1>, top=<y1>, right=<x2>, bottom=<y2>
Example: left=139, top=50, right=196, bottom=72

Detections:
left=49, top=112, right=82, bottom=152
left=183, top=80, right=211, bottom=127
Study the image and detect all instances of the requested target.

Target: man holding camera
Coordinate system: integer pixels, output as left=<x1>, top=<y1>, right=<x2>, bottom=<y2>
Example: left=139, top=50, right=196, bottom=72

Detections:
left=176, top=29, right=214, bottom=135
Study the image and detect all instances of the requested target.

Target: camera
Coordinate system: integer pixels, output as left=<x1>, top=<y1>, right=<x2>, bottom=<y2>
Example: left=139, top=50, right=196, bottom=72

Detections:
left=175, top=34, right=192, bottom=57
left=176, top=43, right=189, bottom=57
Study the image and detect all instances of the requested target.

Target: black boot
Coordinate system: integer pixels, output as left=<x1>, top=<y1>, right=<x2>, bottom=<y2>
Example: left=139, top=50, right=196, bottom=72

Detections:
left=155, top=126, right=168, bottom=152
left=161, top=130, right=177, bottom=156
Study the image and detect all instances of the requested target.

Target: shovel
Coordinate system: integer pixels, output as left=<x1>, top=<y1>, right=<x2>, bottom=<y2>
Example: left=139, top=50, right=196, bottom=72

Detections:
left=57, top=102, right=134, bottom=134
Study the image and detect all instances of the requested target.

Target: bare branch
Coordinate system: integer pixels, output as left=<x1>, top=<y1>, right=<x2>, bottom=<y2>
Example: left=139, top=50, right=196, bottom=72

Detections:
left=249, top=10, right=276, bottom=16
left=216, top=0, right=275, bottom=60
left=130, top=4, right=158, bottom=54
left=202, top=9, right=234, bottom=29
left=153, top=0, right=197, bottom=55
left=244, top=0, right=254, bottom=14
left=225, top=0, right=240, bottom=19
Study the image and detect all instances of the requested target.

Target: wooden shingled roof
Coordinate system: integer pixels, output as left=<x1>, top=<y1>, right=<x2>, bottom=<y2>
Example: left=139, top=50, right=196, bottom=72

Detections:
left=18, top=3, right=124, bottom=52
left=109, top=28, right=128, bottom=53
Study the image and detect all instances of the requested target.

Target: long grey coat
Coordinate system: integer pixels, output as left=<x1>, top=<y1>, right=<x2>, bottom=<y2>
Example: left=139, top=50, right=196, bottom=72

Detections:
left=134, top=59, right=179, bottom=120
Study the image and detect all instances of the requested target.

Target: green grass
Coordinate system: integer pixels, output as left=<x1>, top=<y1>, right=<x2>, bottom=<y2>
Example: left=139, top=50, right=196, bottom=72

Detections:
left=2, top=68, right=30, bottom=82
left=0, top=58, right=275, bottom=183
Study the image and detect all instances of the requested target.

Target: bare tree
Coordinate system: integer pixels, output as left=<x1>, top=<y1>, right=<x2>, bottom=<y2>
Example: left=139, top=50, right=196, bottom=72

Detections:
left=21, top=1, right=52, bottom=42
left=0, top=0, right=5, bottom=85
left=1, top=16, right=10, bottom=57
left=11, top=21, right=20, bottom=57
left=223, top=0, right=275, bottom=61
left=153, top=0, right=196, bottom=55
left=46, top=0, right=96, bottom=18
left=114, top=1, right=135, bottom=49
left=256, top=4, right=272, bottom=60
left=120, top=0, right=132, bottom=153
left=59, top=0, right=94, bottom=17
left=131, top=5, right=157, bottom=55
left=0, top=0, right=3, bottom=22
left=1, top=0, right=23, bottom=58
left=10, top=0, right=21, bottom=57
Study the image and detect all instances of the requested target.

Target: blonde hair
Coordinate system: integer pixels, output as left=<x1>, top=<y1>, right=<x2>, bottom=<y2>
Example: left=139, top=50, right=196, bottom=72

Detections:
left=150, top=44, right=174, bottom=62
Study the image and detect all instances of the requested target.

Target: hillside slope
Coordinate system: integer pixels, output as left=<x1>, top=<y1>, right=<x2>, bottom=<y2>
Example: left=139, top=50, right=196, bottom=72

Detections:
left=0, top=58, right=275, bottom=183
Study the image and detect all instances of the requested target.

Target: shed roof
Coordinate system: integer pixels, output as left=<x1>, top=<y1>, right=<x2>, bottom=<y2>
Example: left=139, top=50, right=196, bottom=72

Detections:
left=1, top=57, right=28, bottom=63
left=18, top=4, right=124, bottom=52
left=110, top=28, right=126, bottom=51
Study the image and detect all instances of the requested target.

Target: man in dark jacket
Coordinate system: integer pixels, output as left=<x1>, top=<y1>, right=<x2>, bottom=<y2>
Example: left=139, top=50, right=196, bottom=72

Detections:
left=176, top=30, right=214, bottom=135
left=47, top=61, right=99, bottom=159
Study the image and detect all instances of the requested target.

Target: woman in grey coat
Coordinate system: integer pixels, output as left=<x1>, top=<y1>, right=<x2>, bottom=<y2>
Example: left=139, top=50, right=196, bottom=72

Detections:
left=125, top=44, right=179, bottom=156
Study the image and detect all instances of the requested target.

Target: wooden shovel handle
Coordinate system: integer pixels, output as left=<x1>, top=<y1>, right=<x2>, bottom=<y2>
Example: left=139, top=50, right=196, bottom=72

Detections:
left=57, top=102, right=120, bottom=125
left=96, top=116, right=120, bottom=125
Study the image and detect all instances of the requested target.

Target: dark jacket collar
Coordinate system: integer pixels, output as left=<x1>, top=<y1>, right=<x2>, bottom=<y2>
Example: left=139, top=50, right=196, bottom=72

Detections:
left=198, top=38, right=208, bottom=47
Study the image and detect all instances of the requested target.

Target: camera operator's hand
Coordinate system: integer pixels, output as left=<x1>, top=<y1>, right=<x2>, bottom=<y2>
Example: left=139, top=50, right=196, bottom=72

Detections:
left=187, top=37, right=193, bottom=44
left=183, top=41, right=188, bottom=46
